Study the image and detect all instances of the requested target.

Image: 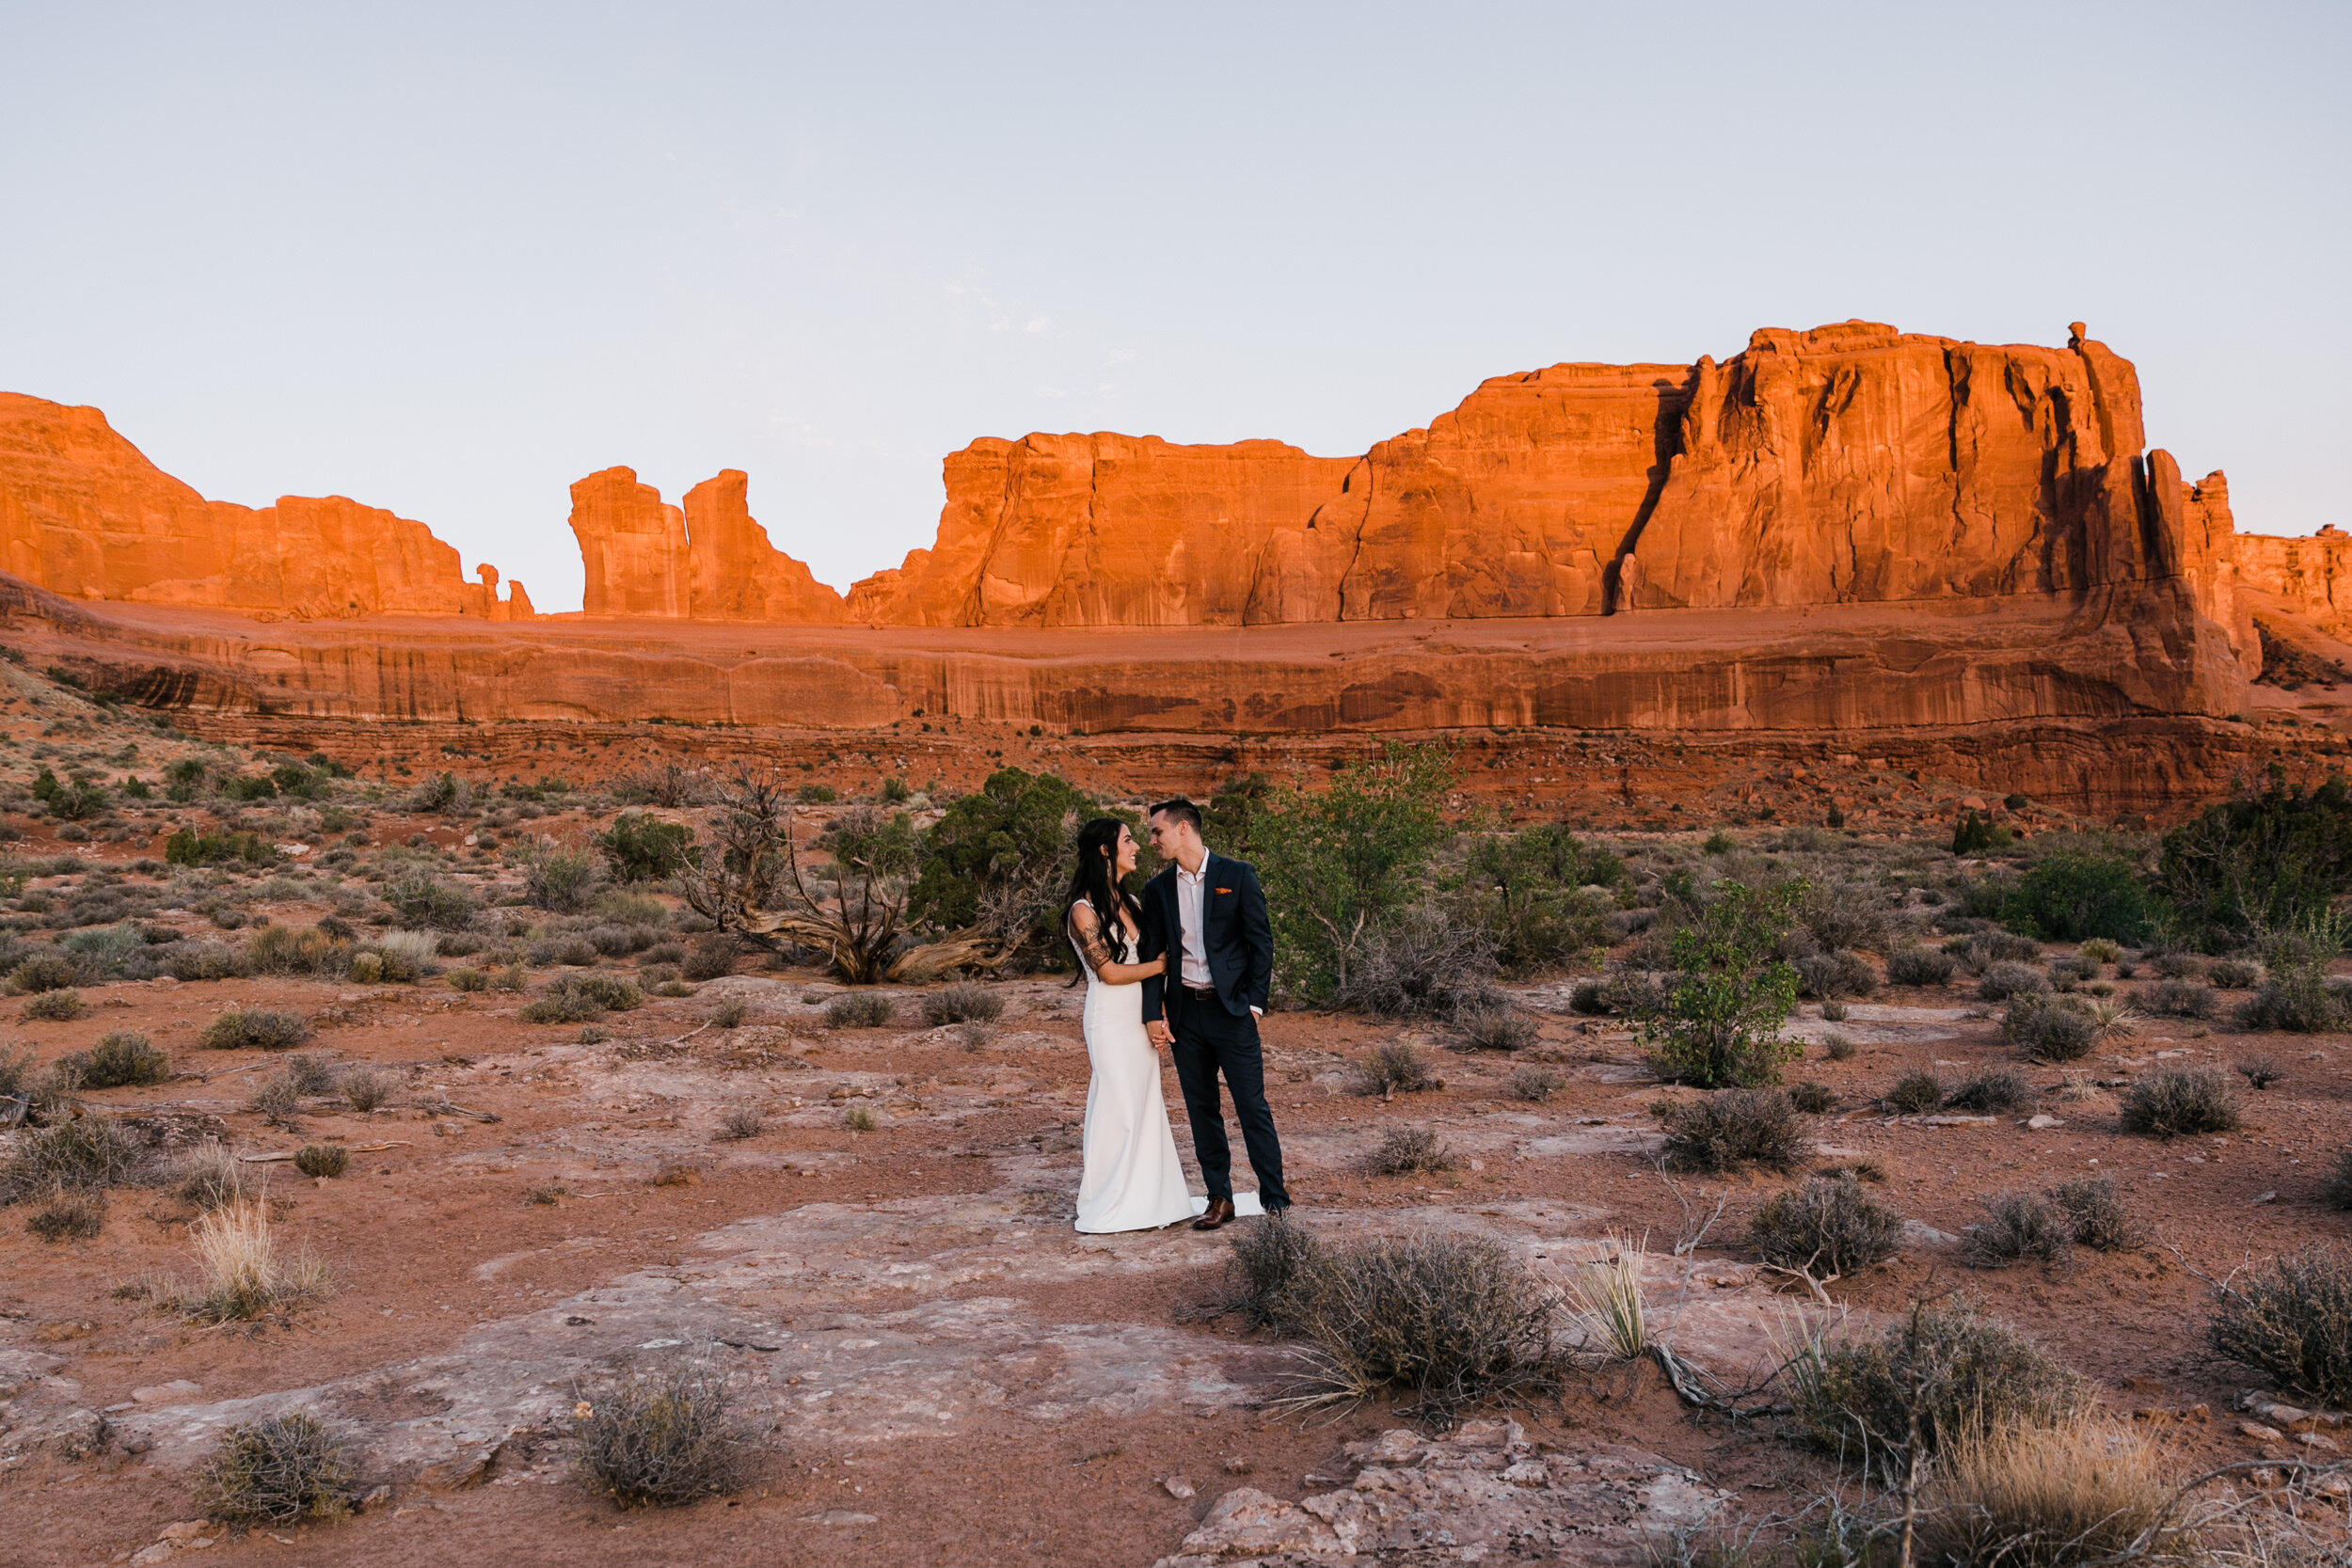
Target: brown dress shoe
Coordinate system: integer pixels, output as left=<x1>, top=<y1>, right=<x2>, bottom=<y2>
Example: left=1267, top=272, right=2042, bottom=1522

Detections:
left=1192, top=1196, right=1236, bottom=1231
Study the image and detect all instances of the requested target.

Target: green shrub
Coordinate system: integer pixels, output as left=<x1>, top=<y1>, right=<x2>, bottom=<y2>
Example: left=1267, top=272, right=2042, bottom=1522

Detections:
left=26, top=1184, right=105, bottom=1241
left=680, top=937, right=739, bottom=982
left=199, top=1007, right=313, bottom=1052
left=2001, top=851, right=2156, bottom=942
left=794, top=784, right=836, bottom=804
left=1787, top=1297, right=2087, bottom=1476
left=197, top=1413, right=352, bottom=1524
left=2077, top=938, right=2123, bottom=965
left=2208, top=1247, right=2352, bottom=1409
left=1788, top=1080, right=1836, bottom=1114
left=593, top=808, right=691, bottom=883
left=1951, top=811, right=2011, bottom=856
left=447, top=966, right=487, bottom=991
left=1452, top=824, right=1615, bottom=973
left=381, top=869, right=476, bottom=931
left=2120, top=1068, right=2240, bottom=1137
left=906, top=767, right=1089, bottom=945
left=293, top=1145, right=347, bottom=1179
left=1795, top=949, right=1877, bottom=1000
left=522, top=841, right=603, bottom=912
left=164, top=829, right=277, bottom=867
left=2007, top=994, right=2099, bottom=1062
left=1634, top=879, right=1806, bottom=1088
left=72, top=1030, right=170, bottom=1088
left=1660, top=1088, right=1810, bottom=1173
left=2159, top=772, right=2352, bottom=949
left=1750, top=1174, right=1903, bottom=1275
left=245, top=924, right=343, bottom=975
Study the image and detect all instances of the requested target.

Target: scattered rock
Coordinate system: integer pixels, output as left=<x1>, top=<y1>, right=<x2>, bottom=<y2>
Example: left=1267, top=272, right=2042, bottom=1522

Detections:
left=130, top=1381, right=201, bottom=1404
left=653, top=1162, right=703, bottom=1187
left=2250, top=1191, right=2279, bottom=1205
left=803, top=1510, right=879, bottom=1526
left=2241, top=1421, right=2285, bottom=1443
left=1164, top=1477, right=1196, bottom=1500
left=2026, top=1115, right=2063, bottom=1130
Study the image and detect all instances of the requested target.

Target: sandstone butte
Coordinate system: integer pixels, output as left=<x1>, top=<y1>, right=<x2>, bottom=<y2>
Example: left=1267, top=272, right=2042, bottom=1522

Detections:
left=0, top=320, right=2346, bottom=784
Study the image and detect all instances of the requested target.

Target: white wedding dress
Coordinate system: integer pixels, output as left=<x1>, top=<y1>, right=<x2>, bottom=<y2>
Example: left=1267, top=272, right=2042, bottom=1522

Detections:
left=1072, top=911, right=1197, bottom=1234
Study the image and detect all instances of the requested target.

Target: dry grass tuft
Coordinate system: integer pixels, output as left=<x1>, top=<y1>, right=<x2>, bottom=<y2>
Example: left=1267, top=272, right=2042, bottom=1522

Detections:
left=1564, top=1232, right=1647, bottom=1362
left=716, top=1106, right=764, bottom=1142
left=1916, top=1419, right=2204, bottom=1567
left=26, top=1183, right=105, bottom=1241
left=197, top=1412, right=352, bottom=1524
left=166, top=1199, right=328, bottom=1322
left=921, top=983, right=1004, bottom=1026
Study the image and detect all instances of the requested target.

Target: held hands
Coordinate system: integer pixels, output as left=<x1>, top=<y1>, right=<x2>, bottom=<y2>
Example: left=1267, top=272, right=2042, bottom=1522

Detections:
left=1147, top=1020, right=1172, bottom=1047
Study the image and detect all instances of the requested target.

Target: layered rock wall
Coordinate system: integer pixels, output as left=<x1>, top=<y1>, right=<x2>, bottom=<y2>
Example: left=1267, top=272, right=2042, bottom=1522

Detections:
left=570, top=467, right=845, bottom=624
left=0, top=393, right=532, bottom=620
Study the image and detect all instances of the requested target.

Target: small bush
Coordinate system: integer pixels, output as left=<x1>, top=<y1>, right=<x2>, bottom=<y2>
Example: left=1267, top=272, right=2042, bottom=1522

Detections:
left=2077, top=938, right=2123, bottom=965
left=166, top=941, right=251, bottom=982
left=21, top=988, right=83, bottom=1022
left=1788, top=1297, right=2087, bottom=1473
left=1821, top=1033, right=1856, bottom=1062
left=595, top=811, right=695, bottom=884
left=200, top=1007, right=313, bottom=1052
left=2237, top=1054, right=2285, bottom=1089
left=1883, top=1069, right=1943, bottom=1114
left=447, top=966, right=487, bottom=992
left=2208, top=1247, right=2352, bottom=1409
left=246, top=1075, right=300, bottom=1122
left=2119, top=1067, right=2241, bottom=1137
left=1454, top=1005, right=1538, bottom=1052
left=1945, top=1067, right=2033, bottom=1114
left=245, top=924, right=342, bottom=975
left=1332, top=908, right=1502, bottom=1019
left=1884, top=947, right=1956, bottom=987
left=2002, top=851, right=2157, bottom=942
left=341, top=1067, right=396, bottom=1114
left=2139, top=976, right=2219, bottom=1020
left=1978, top=960, right=2049, bottom=1002
left=1788, top=1080, right=1836, bottom=1114
left=520, top=974, right=646, bottom=1024
left=74, top=1030, right=170, bottom=1087
left=1368, top=1126, right=1453, bottom=1175
left=8, top=952, right=85, bottom=992
left=823, top=992, right=895, bottom=1029
left=1225, top=1210, right=1324, bottom=1330
left=573, top=1358, right=753, bottom=1508
left=1795, top=949, right=1878, bottom=1000
left=1359, top=1039, right=1437, bottom=1096
left=1750, top=1174, right=1902, bottom=1276
left=293, top=1145, right=347, bottom=1178
left=716, top=1106, right=763, bottom=1141
left=173, top=1198, right=327, bottom=1321
left=2049, top=1176, right=2145, bottom=1252
left=680, top=936, right=739, bottom=982
left=27, top=1185, right=106, bottom=1241
left=1507, top=1065, right=1560, bottom=1102
left=197, top=1412, right=352, bottom=1524
left=922, top=983, right=1004, bottom=1027
left=381, top=869, right=477, bottom=931
left=709, top=998, right=749, bottom=1029
left=2009, top=995, right=2098, bottom=1062
left=2209, top=958, right=2262, bottom=990
left=1660, top=1088, right=1810, bottom=1174
left=522, top=842, right=603, bottom=912
left=2234, top=967, right=2345, bottom=1033
left=1, top=1116, right=149, bottom=1201
left=1966, top=1191, right=2073, bottom=1265
left=1275, top=1229, right=1557, bottom=1415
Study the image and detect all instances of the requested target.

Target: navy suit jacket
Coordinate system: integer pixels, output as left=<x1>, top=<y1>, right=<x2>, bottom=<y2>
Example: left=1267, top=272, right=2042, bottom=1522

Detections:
left=1140, top=852, right=1274, bottom=1024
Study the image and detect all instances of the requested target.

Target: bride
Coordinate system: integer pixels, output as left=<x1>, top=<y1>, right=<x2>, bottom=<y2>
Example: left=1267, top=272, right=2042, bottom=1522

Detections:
left=1066, top=817, right=1195, bottom=1233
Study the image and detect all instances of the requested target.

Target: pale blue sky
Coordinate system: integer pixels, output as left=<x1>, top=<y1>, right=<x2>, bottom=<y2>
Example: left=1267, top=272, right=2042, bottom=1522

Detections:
left=5, top=2, right=2344, bottom=610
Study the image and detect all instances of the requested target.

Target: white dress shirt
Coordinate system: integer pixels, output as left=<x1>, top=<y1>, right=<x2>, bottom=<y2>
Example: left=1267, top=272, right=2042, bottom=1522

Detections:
left=1176, top=859, right=1211, bottom=989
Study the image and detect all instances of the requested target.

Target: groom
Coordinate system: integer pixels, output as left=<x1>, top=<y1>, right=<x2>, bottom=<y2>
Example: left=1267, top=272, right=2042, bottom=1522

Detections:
left=1140, top=797, right=1289, bottom=1230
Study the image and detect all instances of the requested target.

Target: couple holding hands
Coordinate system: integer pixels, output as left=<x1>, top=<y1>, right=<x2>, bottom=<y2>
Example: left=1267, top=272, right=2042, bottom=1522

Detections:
left=1063, top=798, right=1289, bottom=1233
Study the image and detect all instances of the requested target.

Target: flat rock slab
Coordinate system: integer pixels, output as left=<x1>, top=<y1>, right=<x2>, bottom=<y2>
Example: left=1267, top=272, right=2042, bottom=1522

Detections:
left=1152, top=1419, right=1732, bottom=1566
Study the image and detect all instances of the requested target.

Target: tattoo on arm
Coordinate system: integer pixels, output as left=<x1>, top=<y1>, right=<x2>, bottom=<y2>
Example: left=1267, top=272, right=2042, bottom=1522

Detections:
left=1068, top=906, right=1120, bottom=979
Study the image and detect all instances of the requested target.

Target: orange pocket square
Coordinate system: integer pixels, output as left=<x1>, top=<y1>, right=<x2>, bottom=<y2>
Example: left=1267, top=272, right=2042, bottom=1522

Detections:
left=1215, top=887, right=1233, bottom=895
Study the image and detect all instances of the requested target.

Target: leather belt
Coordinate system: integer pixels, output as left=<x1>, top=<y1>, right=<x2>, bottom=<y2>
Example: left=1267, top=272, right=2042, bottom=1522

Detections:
left=1183, top=984, right=1219, bottom=1000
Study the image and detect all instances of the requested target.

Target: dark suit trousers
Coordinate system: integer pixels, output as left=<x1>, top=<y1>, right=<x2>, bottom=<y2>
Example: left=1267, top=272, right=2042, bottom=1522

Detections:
left=1169, top=1000, right=1288, bottom=1209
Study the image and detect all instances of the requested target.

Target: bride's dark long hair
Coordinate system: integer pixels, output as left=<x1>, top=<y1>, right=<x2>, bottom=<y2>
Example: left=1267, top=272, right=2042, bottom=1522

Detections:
left=1064, top=817, right=1137, bottom=973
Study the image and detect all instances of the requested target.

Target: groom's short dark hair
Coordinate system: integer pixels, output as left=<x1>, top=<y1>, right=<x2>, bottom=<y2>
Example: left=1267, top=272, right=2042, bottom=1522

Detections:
left=1149, top=796, right=1203, bottom=832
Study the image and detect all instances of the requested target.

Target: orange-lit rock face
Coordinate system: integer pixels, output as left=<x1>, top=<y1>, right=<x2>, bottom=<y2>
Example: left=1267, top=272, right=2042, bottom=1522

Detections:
left=845, top=324, right=2254, bottom=661
left=568, top=467, right=844, bottom=624
left=0, top=392, right=520, bottom=619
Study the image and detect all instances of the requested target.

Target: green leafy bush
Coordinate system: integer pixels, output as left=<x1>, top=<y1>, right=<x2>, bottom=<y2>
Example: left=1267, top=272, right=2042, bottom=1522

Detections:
left=165, top=829, right=277, bottom=867
left=595, top=812, right=696, bottom=883
left=521, top=841, right=604, bottom=912
left=1633, top=879, right=1806, bottom=1087
left=1453, top=824, right=1615, bottom=973
left=2001, top=851, right=2156, bottom=942
left=199, top=1007, right=314, bottom=1052
left=906, top=767, right=1088, bottom=945
left=2159, top=771, right=2352, bottom=950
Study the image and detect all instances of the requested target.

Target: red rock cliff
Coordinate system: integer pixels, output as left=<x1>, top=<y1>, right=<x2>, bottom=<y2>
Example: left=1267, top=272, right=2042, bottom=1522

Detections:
left=0, top=393, right=530, bottom=620
left=569, top=467, right=844, bottom=624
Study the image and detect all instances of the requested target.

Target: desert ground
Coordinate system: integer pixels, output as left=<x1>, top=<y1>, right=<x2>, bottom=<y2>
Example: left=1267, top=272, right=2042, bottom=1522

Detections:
left=0, top=660, right=2349, bottom=1567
